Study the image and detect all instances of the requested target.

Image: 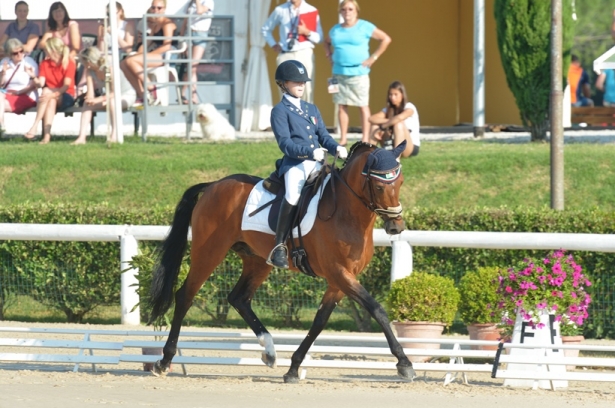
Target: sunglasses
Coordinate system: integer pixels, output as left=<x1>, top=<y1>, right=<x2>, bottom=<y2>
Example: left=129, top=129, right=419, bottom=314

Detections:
left=150, top=6, right=164, bottom=10
left=11, top=50, right=24, bottom=56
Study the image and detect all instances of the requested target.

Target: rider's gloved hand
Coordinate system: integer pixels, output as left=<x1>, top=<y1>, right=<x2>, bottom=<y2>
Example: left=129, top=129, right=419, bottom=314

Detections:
left=336, top=145, right=348, bottom=159
left=312, top=147, right=327, bottom=162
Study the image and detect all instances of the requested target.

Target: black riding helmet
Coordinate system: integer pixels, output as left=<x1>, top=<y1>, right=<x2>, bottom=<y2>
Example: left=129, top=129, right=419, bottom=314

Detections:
left=275, top=60, right=311, bottom=83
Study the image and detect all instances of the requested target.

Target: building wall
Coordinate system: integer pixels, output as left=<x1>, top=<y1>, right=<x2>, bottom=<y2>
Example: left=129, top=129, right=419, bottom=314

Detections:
left=265, top=0, right=520, bottom=127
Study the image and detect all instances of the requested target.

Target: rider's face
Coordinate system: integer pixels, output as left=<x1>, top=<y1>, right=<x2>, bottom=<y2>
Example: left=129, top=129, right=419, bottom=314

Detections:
left=285, top=81, right=305, bottom=98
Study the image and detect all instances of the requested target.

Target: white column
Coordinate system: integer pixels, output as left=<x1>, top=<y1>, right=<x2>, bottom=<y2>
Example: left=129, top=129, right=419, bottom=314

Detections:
left=120, top=234, right=140, bottom=325
left=390, top=239, right=413, bottom=283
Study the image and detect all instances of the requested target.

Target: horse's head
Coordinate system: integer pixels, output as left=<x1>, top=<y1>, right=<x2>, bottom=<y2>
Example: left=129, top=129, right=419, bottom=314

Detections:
left=343, top=141, right=406, bottom=235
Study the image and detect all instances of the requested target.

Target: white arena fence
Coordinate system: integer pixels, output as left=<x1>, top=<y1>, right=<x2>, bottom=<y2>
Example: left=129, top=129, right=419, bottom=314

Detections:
left=1, top=223, right=615, bottom=325
left=1, top=326, right=614, bottom=388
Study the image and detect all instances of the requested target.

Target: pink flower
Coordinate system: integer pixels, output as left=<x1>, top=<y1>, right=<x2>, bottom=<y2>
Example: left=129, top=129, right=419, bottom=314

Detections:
left=505, top=286, right=513, bottom=293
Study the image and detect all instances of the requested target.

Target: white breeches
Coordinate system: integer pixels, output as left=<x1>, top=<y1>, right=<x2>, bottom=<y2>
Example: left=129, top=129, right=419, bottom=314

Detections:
left=284, top=160, right=322, bottom=205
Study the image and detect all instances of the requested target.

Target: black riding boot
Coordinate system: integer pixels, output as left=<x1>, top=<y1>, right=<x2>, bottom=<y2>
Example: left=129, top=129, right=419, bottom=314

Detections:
left=266, top=199, right=298, bottom=269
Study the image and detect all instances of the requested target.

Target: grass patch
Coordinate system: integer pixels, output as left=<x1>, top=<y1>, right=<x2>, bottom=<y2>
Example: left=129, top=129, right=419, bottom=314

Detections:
left=1, top=137, right=615, bottom=210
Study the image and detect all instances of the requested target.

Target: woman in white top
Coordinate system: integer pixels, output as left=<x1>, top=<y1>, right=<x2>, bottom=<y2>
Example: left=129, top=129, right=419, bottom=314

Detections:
left=72, top=46, right=136, bottom=144
left=97, top=2, right=135, bottom=56
left=179, top=0, right=214, bottom=104
left=0, top=38, right=38, bottom=134
left=369, top=80, right=420, bottom=158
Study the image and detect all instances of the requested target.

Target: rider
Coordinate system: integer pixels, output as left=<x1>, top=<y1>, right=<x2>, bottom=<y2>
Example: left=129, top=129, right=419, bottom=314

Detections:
left=267, top=60, right=348, bottom=269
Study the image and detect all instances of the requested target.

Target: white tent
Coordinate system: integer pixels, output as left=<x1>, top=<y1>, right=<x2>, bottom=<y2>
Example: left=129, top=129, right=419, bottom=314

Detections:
left=240, top=0, right=273, bottom=132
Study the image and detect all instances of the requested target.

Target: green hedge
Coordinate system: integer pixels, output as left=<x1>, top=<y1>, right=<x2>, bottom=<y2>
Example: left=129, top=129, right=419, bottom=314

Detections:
left=0, top=204, right=613, bottom=338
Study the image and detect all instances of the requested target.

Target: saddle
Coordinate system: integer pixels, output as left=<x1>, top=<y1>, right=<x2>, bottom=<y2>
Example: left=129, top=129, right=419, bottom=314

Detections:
left=250, top=165, right=331, bottom=277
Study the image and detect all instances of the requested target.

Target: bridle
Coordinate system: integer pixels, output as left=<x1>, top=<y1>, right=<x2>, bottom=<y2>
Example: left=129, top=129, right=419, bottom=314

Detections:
left=317, top=147, right=403, bottom=221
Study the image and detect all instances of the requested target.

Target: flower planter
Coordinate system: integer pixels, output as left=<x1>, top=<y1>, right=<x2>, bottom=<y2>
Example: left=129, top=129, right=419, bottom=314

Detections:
left=392, top=321, right=445, bottom=363
left=466, top=323, right=502, bottom=350
left=561, top=335, right=584, bottom=370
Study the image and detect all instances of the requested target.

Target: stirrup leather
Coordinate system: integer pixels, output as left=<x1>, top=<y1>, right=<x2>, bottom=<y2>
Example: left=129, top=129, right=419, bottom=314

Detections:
left=266, top=243, right=288, bottom=267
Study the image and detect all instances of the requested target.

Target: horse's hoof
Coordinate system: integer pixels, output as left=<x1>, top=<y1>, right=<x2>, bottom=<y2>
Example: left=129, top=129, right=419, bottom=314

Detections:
left=261, top=351, right=277, bottom=368
left=258, top=333, right=277, bottom=368
left=283, top=374, right=300, bottom=384
left=151, top=360, right=168, bottom=377
left=397, top=364, right=416, bottom=381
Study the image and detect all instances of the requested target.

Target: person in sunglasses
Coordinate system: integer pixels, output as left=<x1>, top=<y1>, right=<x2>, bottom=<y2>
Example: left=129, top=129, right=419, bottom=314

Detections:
left=120, top=0, right=176, bottom=107
left=0, top=38, right=38, bottom=136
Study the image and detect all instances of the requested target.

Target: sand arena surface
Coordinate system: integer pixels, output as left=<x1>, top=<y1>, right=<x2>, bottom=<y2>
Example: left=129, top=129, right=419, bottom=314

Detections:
left=1, top=321, right=614, bottom=408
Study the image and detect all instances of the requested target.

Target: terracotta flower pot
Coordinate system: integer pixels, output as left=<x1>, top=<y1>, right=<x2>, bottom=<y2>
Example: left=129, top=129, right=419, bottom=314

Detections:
left=466, top=323, right=502, bottom=350
left=392, top=321, right=445, bottom=363
left=561, top=335, right=584, bottom=370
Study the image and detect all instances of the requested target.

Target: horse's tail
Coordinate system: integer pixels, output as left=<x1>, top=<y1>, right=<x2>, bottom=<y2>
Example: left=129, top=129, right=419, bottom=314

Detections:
left=148, top=182, right=211, bottom=323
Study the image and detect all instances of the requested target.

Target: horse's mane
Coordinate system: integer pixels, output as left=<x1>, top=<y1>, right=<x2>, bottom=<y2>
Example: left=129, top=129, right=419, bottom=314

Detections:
left=344, top=142, right=377, bottom=168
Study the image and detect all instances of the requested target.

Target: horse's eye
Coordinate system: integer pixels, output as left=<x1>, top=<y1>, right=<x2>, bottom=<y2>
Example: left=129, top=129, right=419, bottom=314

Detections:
left=375, top=185, right=384, bottom=192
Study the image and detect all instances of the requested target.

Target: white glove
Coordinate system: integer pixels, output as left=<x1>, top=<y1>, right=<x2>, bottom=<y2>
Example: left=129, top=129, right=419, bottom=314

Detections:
left=337, top=145, right=348, bottom=159
left=312, top=147, right=326, bottom=162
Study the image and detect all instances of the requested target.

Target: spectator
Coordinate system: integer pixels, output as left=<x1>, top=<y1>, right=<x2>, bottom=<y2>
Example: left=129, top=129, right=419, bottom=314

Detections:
left=568, top=54, right=593, bottom=107
left=39, top=2, right=81, bottom=61
left=324, top=0, right=391, bottom=145
left=595, top=69, right=615, bottom=107
left=179, top=0, right=214, bottom=104
left=98, top=2, right=135, bottom=57
left=72, top=46, right=136, bottom=145
left=0, top=38, right=38, bottom=135
left=120, top=0, right=177, bottom=107
left=0, top=1, right=40, bottom=59
left=261, top=0, right=323, bottom=103
left=368, top=81, right=420, bottom=158
left=24, top=37, right=76, bottom=144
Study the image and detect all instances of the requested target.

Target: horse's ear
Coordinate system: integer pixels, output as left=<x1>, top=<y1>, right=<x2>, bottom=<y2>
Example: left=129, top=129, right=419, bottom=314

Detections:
left=392, top=140, right=407, bottom=158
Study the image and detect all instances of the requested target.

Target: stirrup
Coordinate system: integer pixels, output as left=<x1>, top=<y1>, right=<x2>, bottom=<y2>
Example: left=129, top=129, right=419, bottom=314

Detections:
left=266, top=243, right=289, bottom=268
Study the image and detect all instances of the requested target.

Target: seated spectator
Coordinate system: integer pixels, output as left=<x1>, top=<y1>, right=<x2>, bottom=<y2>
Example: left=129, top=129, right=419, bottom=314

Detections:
left=24, top=37, right=76, bottom=144
left=568, top=54, right=594, bottom=107
left=72, top=46, right=136, bottom=144
left=120, top=0, right=176, bottom=107
left=179, top=0, right=214, bottom=104
left=0, top=38, right=38, bottom=135
left=0, top=1, right=40, bottom=59
left=98, top=2, right=135, bottom=57
left=595, top=68, right=615, bottom=107
left=368, top=80, right=420, bottom=158
left=39, top=1, right=81, bottom=61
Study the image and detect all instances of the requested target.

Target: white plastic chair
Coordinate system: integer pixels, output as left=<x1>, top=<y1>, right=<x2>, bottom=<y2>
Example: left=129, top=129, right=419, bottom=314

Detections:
left=146, top=40, right=187, bottom=106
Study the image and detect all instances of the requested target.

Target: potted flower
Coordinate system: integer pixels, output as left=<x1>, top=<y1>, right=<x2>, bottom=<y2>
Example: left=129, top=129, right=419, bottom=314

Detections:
left=495, top=250, right=592, bottom=346
left=560, top=314, right=585, bottom=370
left=458, top=266, right=503, bottom=350
left=386, top=272, right=460, bottom=362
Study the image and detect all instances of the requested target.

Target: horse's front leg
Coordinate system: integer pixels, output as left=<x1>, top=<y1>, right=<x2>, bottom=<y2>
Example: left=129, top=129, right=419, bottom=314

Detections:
left=284, top=287, right=344, bottom=383
left=343, top=279, right=416, bottom=381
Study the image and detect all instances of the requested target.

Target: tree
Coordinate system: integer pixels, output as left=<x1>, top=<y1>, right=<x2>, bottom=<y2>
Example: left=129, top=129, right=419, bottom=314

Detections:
left=494, top=0, right=576, bottom=141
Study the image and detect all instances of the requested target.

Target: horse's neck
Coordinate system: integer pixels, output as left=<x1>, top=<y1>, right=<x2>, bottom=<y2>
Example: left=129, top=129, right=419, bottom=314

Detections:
left=330, top=157, right=377, bottom=228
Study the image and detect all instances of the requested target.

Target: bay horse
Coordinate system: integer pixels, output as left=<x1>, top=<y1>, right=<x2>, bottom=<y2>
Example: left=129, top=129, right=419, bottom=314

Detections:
left=148, top=141, right=416, bottom=382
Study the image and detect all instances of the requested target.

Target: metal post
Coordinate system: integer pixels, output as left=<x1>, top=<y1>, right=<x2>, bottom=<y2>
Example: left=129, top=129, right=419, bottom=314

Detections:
left=120, top=234, right=140, bottom=325
left=108, top=0, right=124, bottom=143
left=390, top=239, right=413, bottom=283
left=473, top=0, right=485, bottom=137
left=550, top=0, right=564, bottom=210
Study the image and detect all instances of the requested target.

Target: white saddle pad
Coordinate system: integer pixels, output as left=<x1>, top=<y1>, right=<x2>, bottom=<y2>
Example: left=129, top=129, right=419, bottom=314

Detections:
left=241, top=175, right=331, bottom=237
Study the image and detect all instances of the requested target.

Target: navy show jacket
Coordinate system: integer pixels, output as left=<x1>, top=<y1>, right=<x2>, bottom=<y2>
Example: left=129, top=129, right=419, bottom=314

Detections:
left=271, top=97, right=340, bottom=176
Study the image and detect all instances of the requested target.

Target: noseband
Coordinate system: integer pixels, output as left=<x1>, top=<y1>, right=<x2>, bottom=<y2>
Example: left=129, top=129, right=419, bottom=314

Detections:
left=319, top=147, right=403, bottom=221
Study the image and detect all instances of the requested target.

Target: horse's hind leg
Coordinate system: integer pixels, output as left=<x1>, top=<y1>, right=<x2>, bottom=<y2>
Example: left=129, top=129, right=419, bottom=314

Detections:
left=283, top=287, right=344, bottom=383
left=153, top=247, right=227, bottom=376
left=227, top=254, right=275, bottom=367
